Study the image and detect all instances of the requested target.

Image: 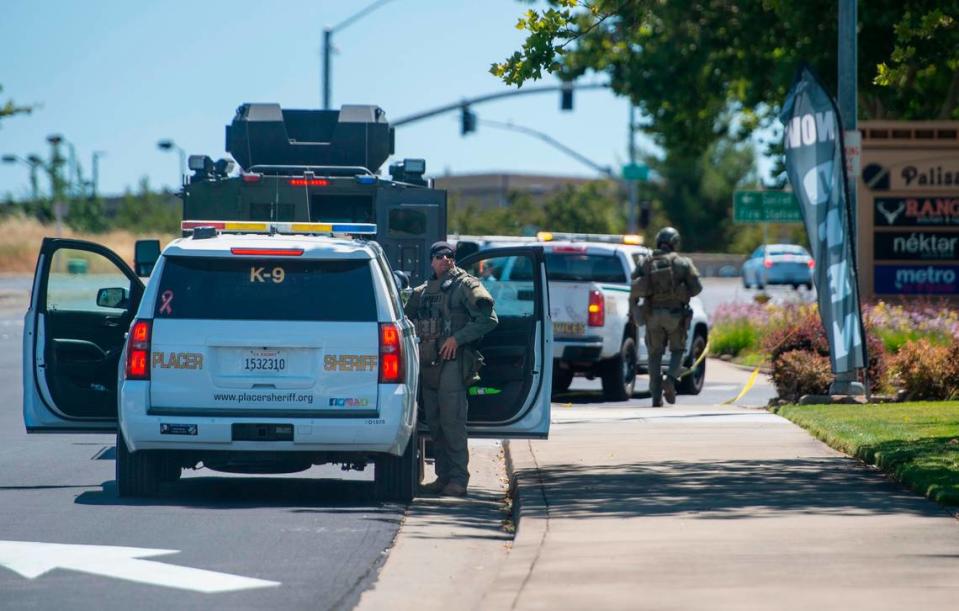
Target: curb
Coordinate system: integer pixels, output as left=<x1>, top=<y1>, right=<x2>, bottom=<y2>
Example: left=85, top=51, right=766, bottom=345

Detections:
left=480, top=440, right=549, bottom=610
left=710, top=356, right=771, bottom=375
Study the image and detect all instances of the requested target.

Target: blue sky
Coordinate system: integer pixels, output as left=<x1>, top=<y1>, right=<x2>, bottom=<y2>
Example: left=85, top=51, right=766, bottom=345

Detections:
left=0, top=0, right=662, bottom=198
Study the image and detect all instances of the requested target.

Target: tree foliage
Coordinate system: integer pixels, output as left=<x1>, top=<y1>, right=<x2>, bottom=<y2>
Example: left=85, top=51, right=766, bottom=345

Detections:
left=0, top=84, right=35, bottom=126
left=450, top=181, right=625, bottom=236
left=493, top=1, right=959, bottom=159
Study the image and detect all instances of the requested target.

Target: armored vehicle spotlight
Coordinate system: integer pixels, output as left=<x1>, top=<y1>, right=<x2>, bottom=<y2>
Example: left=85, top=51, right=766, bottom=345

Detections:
left=214, top=158, right=235, bottom=177
left=188, top=155, right=213, bottom=172
left=388, top=158, right=427, bottom=185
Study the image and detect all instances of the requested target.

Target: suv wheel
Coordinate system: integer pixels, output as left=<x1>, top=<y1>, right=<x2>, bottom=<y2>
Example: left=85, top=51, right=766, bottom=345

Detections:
left=678, top=333, right=707, bottom=395
left=374, top=428, right=418, bottom=503
left=601, top=337, right=637, bottom=401
left=552, top=368, right=573, bottom=394
left=116, top=430, right=160, bottom=497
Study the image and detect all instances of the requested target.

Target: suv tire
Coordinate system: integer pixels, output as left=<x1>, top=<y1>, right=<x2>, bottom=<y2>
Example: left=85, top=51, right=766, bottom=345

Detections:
left=116, top=430, right=160, bottom=497
left=678, top=332, right=707, bottom=395
left=374, top=428, right=418, bottom=503
left=601, top=337, right=637, bottom=401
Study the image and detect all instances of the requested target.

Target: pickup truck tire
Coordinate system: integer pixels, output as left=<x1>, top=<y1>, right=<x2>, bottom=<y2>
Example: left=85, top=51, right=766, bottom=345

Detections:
left=601, top=337, right=637, bottom=401
left=678, top=333, right=707, bottom=395
left=375, top=428, right=418, bottom=503
left=116, top=430, right=160, bottom=497
left=552, top=369, right=573, bottom=393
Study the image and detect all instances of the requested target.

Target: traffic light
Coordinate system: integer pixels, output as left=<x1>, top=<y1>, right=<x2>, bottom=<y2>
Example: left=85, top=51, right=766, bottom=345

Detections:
left=560, top=82, right=574, bottom=111
left=460, top=105, right=476, bottom=136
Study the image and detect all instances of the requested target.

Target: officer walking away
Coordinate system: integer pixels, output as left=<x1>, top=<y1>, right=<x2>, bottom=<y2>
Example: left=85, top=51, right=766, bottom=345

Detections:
left=404, top=241, right=498, bottom=496
left=631, top=227, right=702, bottom=407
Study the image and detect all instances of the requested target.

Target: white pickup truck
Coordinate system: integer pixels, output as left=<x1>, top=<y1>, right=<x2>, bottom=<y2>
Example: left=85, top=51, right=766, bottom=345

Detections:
left=453, top=235, right=709, bottom=402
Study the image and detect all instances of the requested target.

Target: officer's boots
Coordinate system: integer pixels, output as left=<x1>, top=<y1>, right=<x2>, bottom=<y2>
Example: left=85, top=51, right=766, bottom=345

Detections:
left=420, top=478, right=448, bottom=494
left=662, top=375, right=677, bottom=404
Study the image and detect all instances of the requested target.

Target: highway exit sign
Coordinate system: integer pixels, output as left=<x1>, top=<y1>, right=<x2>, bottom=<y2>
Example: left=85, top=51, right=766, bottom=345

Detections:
left=733, top=190, right=802, bottom=224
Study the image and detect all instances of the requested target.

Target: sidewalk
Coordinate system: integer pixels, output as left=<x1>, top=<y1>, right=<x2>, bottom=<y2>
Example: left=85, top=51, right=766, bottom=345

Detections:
left=356, top=440, right=512, bottom=611
left=486, top=360, right=959, bottom=610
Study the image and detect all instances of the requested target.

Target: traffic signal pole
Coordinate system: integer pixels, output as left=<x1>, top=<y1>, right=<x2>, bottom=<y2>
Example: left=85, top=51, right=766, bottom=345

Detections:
left=392, top=83, right=610, bottom=127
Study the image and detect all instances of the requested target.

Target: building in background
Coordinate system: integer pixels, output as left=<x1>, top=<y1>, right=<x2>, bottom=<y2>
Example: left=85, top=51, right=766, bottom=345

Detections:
left=433, top=172, right=601, bottom=210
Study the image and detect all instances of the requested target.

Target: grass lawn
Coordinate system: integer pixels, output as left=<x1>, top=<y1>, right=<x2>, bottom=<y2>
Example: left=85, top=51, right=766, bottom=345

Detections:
left=777, top=402, right=959, bottom=506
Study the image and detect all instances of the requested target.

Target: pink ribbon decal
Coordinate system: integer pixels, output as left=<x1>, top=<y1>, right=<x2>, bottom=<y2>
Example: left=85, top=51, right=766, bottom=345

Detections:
left=159, top=290, right=174, bottom=315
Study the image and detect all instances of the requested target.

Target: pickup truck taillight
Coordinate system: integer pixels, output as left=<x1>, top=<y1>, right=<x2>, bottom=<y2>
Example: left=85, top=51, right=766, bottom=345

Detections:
left=125, top=320, right=152, bottom=380
left=587, top=290, right=605, bottom=327
left=379, top=323, right=403, bottom=384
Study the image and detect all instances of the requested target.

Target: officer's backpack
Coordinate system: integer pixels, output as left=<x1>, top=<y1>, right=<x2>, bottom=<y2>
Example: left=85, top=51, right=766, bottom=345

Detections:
left=644, top=254, right=684, bottom=303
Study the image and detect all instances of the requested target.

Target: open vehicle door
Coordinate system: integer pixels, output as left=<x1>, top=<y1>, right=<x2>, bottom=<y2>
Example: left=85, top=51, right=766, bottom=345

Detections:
left=456, top=246, right=552, bottom=439
left=23, top=238, right=144, bottom=432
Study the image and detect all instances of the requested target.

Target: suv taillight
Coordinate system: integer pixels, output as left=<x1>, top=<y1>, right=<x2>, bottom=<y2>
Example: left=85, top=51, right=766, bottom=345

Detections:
left=379, top=323, right=403, bottom=384
left=125, top=319, right=152, bottom=380
left=587, top=290, right=605, bottom=327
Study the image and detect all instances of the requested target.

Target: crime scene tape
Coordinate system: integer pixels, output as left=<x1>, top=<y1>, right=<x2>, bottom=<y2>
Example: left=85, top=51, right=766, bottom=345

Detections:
left=722, top=366, right=761, bottom=405
left=677, top=340, right=710, bottom=380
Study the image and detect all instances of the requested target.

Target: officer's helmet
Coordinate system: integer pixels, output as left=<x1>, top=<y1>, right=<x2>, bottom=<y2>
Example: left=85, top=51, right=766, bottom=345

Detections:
left=655, top=227, right=681, bottom=251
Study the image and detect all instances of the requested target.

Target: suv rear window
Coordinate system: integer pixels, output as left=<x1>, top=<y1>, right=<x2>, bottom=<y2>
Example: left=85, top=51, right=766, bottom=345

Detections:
left=545, top=253, right=627, bottom=283
left=155, top=257, right=376, bottom=321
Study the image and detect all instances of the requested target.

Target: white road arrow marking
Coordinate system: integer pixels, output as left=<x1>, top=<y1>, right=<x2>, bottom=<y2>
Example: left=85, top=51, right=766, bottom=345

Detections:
left=0, top=540, right=281, bottom=593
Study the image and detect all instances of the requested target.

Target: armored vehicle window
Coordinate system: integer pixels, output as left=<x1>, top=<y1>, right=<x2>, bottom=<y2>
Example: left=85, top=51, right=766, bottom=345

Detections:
left=155, top=257, right=376, bottom=321
left=388, top=209, right=427, bottom=237
left=545, top=253, right=627, bottom=284
left=310, top=194, right=373, bottom=223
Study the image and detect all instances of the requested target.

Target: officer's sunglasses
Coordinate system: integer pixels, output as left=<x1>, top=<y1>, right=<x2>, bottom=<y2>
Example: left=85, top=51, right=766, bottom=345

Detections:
left=432, top=253, right=454, bottom=260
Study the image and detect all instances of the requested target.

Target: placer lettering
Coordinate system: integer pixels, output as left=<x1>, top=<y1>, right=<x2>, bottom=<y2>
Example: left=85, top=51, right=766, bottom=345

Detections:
left=152, top=351, right=203, bottom=370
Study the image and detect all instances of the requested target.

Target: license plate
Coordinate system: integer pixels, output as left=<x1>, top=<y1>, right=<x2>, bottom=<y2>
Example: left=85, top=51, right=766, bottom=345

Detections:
left=553, top=321, right=585, bottom=336
left=242, top=349, right=287, bottom=372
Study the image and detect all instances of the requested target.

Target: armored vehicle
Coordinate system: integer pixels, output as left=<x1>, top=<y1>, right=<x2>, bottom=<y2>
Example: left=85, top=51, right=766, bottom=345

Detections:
left=181, top=103, right=446, bottom=285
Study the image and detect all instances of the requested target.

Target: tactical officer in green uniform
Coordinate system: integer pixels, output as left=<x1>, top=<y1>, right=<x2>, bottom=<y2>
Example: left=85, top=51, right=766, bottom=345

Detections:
left=404, top=241, right=498, bottom=497
left=630, top=227, right=702, bottom=407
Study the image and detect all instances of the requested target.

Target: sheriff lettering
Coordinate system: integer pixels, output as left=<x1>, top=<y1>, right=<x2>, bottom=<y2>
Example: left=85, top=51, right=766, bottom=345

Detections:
left=324, top=354, right=378, bottom=372
left=152, top=351, right=204, bottom=370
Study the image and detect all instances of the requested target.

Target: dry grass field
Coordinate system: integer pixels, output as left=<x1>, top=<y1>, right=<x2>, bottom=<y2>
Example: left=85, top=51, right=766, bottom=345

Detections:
left=0, top=216, right=176, bottom=273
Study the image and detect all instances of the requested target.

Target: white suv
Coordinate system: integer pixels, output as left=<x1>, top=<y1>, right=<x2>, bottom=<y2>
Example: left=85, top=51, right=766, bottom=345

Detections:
left=23, top=221, right=552, bottom=502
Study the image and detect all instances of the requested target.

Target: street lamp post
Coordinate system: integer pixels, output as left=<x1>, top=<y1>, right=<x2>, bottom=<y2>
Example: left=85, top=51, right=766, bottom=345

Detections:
left=322, top=0, right=395, bottom=109
left=1, top=154, right=43, bottom=202
left=157, top=139, right=186, bottom=186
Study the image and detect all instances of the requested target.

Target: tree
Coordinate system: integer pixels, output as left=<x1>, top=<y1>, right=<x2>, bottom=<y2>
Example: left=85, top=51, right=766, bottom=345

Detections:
left=449, top=181, right=624, bottom=236
left=0, top=84, right=35, bottom=126
left=492, top=2, right=958, bottom=251
left=492, top=1, right=959, bottom=159
left=115, top=177, right=181, bottom=234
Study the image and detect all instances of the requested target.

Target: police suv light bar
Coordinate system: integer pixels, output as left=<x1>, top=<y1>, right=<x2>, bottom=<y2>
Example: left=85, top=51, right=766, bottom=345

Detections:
left=536, top=231, right=644, bottom=245
left=180, top=220, right=377, bottom=236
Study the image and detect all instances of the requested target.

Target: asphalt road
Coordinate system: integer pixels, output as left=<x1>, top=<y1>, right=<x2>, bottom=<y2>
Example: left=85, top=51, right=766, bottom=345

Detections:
left=0, top=274, right=778, bottom=609
left=0, top=307, right=402, bottom=611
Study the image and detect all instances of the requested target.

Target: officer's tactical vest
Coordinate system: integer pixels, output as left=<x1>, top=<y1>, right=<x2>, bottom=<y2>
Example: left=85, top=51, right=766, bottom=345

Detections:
left=643, top=252, right=686, bottom=308
left=412, top=268, right=470, bottom=363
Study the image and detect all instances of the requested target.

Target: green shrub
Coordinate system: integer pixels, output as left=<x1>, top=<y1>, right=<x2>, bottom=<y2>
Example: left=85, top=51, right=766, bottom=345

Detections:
left=771, top=350, right=832, bottom=401
left=891, top=339, right=959, bottom=401
left=876, top=327, right=951, bottom=354
left=710, top=320, right=759, bottom=357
